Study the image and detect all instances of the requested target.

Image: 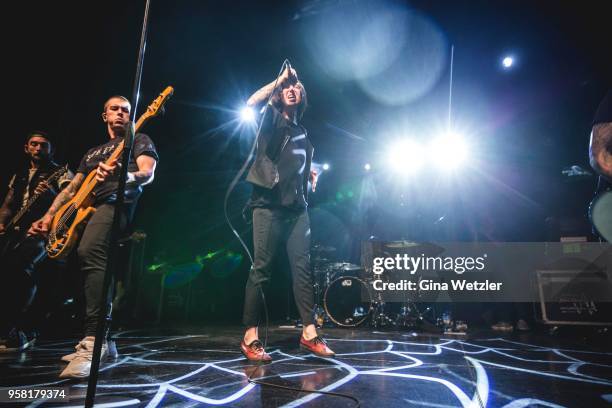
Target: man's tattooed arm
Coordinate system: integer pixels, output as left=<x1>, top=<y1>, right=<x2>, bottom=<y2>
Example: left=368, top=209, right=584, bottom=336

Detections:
left=246, top=67, right=295, bottom=107
left=589, top=122, right=612, bottom=180
left=44, top=173, right=85, bottom=217
left=247, top=80, right=278, bottom=107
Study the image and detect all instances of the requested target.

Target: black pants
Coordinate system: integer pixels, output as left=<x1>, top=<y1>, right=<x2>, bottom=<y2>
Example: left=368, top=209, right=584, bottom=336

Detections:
left=243, top=207, right=315, bottom=327
left=0, top=236, right=47, bottom=335
left=77, top=204, right=128, bottom=337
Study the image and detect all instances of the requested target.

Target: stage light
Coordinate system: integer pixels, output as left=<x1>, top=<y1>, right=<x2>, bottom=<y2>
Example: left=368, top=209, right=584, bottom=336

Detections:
left=364, top=163, right=371, bottom=171
left=323, top=163, right=330, bottom=171
left=386, top=139, right=424, bottom=175
left=430, top=133, right=468, bottom=171
left=239, top=106, right=255, bottom=123
left=502, top=56, right=514, bottom=69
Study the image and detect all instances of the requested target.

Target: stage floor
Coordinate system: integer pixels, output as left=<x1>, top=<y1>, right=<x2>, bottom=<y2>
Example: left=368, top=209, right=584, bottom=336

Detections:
left=1, top=326, right=611, bottom=407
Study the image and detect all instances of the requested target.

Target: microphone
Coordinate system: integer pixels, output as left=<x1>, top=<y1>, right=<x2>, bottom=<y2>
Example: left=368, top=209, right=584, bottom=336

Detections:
left=284, top=59, right=297, bottom=83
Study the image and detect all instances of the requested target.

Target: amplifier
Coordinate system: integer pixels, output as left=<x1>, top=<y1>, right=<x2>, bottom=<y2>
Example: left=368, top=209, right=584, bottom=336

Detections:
left=536, top=270, right=612, bottom=326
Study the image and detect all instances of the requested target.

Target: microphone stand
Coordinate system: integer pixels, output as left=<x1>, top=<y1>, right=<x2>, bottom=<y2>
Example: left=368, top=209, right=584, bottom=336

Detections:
left=85, top=0, right=152, bottom=406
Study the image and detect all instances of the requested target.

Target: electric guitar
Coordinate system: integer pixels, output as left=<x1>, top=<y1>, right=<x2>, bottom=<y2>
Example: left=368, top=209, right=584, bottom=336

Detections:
left=46, top=86, right=173, bottom=259
left=0, top=164, right=68, bottom=255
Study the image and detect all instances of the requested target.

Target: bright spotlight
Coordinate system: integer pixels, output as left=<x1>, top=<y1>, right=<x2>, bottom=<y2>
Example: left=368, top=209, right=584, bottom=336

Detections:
left=322, top=163, right=330, bottom=171
left=364, top=163, right=371, bottom=171
left=430, top=133, right=468, bottom=171
left=386, top=139, right=424, bottom=175
left=502, top=56, right=514, bottom=69
left=239, top=106, right=256, bottom=123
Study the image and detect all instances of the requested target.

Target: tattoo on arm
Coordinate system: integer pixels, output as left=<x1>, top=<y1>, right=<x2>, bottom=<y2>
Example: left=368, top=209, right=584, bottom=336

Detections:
left=0, top=188, right=15, bottom=225
left=46, top=173, right=85, bottom=217
left=247, top=80, right=278, bottom=107
left=589, top=122, right=612, bottom=179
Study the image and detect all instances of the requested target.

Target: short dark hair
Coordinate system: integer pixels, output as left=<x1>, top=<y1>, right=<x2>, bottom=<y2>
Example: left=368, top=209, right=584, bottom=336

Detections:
left=25, top=130, right=52, bottom=146
left=24, top=130, right=54, bottom=157
left=103, top=95, right=131, bottom=112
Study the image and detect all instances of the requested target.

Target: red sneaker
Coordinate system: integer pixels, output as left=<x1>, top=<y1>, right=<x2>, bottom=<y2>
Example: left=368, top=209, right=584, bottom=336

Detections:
left=300, top=336, right=335, bottom=357
left=240, top=340, right=272, bottom=363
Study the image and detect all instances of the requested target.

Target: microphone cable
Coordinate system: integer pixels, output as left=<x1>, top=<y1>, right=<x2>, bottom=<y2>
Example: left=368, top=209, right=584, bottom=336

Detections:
left=223, top=59, right=360, bottom=407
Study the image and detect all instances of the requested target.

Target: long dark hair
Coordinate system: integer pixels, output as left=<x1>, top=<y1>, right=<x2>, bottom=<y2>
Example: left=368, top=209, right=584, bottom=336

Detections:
left=270, top=81, right=308, bottom=121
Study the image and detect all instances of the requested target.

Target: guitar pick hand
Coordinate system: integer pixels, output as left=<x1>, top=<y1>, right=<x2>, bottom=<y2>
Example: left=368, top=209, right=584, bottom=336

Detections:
left=96, top=159, right=119, bottom=182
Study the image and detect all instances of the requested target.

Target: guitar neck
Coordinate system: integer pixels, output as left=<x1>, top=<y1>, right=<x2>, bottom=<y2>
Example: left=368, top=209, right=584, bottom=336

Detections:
left=9, top=194, right=39, bottom=227
left=9, top=167, right=67, bottom=228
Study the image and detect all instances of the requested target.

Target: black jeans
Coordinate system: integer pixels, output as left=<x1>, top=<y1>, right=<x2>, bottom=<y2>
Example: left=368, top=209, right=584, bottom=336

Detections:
left=0, top=236, right=47, bottom=335
left=77, top=203, right=128, bottom=337
left=243, top=207, right=314, bottom=327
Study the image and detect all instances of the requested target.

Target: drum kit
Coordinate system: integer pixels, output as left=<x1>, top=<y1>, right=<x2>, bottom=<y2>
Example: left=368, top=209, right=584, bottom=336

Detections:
left=311, top=243, right=435, bottom=329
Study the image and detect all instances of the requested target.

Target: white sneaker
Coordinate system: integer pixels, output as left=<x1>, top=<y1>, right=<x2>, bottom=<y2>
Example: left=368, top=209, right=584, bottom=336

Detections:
left=61, top=337, right=111, bottom=362
left=59, top=337, right=108, bottom=379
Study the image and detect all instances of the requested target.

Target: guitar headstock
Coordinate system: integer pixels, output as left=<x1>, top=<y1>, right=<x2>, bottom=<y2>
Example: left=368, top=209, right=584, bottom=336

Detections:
left=141, top=86, right=174, bottom=121
left=50, top=164, right=69, bottom=181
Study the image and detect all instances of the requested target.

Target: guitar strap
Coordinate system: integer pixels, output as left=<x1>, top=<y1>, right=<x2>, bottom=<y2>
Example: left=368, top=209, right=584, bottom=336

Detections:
left=26, top=168, right=43, bottom=199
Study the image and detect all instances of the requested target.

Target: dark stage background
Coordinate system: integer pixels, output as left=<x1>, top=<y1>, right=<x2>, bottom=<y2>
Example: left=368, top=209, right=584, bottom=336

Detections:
left=2, top=0, right=611, bottom=327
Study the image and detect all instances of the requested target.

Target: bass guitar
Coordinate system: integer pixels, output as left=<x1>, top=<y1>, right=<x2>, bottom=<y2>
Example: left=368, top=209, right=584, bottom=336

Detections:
left=46, top=86, right=173, bottom=259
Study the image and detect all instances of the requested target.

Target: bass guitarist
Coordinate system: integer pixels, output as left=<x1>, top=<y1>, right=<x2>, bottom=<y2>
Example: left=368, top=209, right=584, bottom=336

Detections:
left=0, top=131, right=72, bottom=352
left=29, top=96, right=158, bottom=378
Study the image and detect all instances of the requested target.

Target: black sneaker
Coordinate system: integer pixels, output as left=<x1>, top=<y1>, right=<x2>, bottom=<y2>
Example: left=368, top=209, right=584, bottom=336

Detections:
left=0, top=329, right=36, bottom=352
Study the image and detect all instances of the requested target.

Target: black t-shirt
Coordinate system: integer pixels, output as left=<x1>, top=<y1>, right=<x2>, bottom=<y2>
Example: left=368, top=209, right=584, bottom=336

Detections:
left=77, top=133, right=158, bottom=206
left=593, top=90, right=612, bottom=125
left=248, top=106, right=313, bottom=210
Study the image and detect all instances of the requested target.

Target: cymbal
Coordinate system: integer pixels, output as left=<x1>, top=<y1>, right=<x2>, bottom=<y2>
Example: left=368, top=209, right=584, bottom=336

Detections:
left=385, top=240, right=420, bottom=248
left=312, top=255, right=330, bottom=261
left=384, top=241, right=445, bottom=255
left=312, top=244, right=337, bottom=253
left=329, top=262, right=361, bottom=271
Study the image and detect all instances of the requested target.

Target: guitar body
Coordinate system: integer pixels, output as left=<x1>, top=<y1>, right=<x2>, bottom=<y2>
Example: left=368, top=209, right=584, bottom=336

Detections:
left=0, top=230, right=21, bottom=257
left=1, top=222, right=28, bottom=257
left=589, top=190, right=612, bottom=242
left=47, top=203, right=96, bottom=259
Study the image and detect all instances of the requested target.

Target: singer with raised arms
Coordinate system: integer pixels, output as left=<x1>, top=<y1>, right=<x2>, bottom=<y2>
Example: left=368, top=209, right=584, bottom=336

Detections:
left=241, top=63, right=335, bottom=362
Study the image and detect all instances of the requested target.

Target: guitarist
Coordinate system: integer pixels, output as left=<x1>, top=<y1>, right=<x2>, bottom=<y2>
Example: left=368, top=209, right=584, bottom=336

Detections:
left=29, top=96, right=158, bottom=378
left=0, top=131, right=72, bottom=352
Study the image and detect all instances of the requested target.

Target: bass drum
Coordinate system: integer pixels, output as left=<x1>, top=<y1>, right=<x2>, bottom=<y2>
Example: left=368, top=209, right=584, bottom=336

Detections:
left=589, top=190, right=612, bottom=242
left=324, top=276, right=372, bottom=327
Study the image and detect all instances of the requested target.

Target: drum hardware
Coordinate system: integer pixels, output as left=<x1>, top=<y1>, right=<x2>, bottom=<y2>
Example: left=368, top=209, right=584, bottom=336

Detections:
left=327, top=262, right=362, bottom=272
left=312, top=244, right=337, bottom=254
left=312, top=255, right=440, bottom=329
